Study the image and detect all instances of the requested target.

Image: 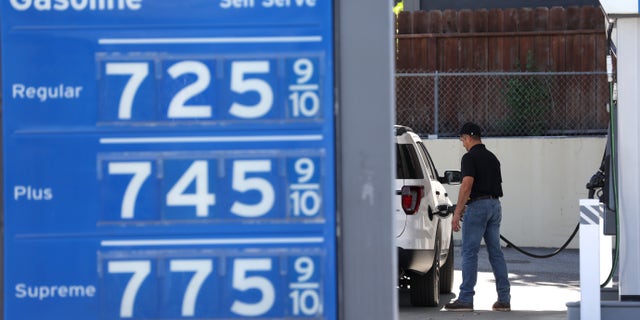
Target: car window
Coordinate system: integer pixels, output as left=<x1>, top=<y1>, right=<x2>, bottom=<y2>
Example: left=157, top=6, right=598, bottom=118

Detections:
left=396, top=143, right=424, bottom=179
left=417, top=141, right=438, bottom=180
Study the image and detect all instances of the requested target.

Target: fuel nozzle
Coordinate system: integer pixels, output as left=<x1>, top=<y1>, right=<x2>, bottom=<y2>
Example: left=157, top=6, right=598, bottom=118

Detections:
left=436, top=204, right=456, bottom=217
left=586, top=170, right=605, bottom=199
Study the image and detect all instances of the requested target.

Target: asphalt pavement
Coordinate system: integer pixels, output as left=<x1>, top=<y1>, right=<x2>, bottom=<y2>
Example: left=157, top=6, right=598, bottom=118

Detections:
left=399, top=245, right=583, bottom=320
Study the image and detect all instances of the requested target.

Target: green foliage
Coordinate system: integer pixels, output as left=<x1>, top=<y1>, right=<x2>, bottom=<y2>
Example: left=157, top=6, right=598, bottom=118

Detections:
left=501, top=52, right=552, bottom=136
left=393, top=1, right=404, bottom=15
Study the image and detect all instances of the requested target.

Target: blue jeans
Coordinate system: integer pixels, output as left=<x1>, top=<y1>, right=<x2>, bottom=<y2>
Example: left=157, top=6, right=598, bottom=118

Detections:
left=458, top=198, right=511, bottom=304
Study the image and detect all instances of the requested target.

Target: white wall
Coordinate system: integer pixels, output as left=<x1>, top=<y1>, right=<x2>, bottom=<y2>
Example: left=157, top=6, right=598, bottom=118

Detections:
left=424, top=136, right=607, bottom=248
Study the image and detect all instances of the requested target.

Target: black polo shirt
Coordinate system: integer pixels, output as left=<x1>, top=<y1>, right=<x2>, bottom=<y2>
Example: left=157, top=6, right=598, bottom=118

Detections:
left=461, top=144, right=503, bottom=199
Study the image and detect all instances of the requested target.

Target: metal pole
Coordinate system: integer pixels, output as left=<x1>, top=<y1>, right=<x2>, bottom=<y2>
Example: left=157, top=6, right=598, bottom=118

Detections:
left=616, top=17, right=640, bottom=301
left=434, top=71, right=440, bottom=137
left=337, top=0, right=396, bottom=319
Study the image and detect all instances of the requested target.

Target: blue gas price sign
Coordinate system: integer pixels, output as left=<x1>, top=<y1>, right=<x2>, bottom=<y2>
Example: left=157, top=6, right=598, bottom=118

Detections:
left=1, top=1, right=336, bottom=319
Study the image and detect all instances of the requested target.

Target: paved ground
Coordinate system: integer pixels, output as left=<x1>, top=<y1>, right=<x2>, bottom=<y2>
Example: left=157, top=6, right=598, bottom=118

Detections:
left=399, top=246, right=585, bottom=320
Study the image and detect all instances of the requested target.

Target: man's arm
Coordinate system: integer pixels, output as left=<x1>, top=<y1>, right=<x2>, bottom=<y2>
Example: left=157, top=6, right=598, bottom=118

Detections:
left=452, top=176, right=474, bottom=232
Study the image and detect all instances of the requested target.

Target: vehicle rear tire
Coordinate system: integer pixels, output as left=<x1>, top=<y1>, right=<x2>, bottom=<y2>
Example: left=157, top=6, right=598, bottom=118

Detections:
left=439, top=231, right=454, bottom=294
left=409, top=229, right=440, bottom=307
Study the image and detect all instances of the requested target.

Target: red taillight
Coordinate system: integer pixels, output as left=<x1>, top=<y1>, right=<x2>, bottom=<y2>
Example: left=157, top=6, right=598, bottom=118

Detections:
left=401, top=185, right=424, bottom=215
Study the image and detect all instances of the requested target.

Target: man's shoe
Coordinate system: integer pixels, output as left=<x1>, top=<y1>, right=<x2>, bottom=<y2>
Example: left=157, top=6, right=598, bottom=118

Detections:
left=492, top=301, right=511, bottom=311
left=444, top=300, right=473, bottom=312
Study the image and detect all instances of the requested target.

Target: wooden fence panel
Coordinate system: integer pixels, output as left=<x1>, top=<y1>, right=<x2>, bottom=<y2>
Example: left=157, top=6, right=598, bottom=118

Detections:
left=549, top=7, right=567, bottom=71
left=396, top=5, right=605, bottom=72
left=533, top=7, right=551, bottom=69
left=503, top=8, right=520, bottom=71
left=458, top=10, right=474, bottom=70
left=394, top=5, right=609, bottom=135
left=487, top=9, right=504, bottom=71
left=567, top=6, right=582, bottom=30
left=412, top=11, right=429, bottom=69
left=472, top=10, right=489, bottom=70
left=518, top=8, right=535, bottom=70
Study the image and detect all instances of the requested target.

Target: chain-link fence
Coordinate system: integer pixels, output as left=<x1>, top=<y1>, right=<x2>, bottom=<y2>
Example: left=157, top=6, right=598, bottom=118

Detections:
left=396, top=71, right=611, bottom=137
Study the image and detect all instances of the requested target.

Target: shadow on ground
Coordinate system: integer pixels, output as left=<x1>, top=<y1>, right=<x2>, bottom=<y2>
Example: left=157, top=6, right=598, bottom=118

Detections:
left=399, top=247, right=585, bottom=320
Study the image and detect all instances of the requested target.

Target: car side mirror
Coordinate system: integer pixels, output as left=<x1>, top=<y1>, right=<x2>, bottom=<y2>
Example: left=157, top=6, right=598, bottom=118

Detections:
left=441, top=170, right=462, bottom=185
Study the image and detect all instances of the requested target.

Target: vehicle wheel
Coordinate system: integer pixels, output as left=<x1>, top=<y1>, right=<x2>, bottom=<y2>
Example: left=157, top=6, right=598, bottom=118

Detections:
left=409, top=229, right=440, bottom=307
left=440, top=231, right=454, bottom=294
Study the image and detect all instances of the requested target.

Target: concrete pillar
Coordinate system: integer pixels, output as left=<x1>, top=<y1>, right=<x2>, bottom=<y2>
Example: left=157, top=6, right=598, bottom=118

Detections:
left=615, top=17, right=640, bottom=300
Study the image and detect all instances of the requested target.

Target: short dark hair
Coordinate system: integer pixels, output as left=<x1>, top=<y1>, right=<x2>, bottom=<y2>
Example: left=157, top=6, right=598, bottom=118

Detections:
left=459, top=122, right=482, bottom=138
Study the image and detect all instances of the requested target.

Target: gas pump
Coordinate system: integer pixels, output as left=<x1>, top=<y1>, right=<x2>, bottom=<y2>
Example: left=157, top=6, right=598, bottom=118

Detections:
left=567, top=1, right=640, bottom=319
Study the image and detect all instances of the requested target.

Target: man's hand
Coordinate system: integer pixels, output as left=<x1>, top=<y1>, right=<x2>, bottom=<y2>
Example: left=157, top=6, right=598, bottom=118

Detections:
left=452, top=207, right=464, bottom=232
left=452, top=176, right=473, bottom=232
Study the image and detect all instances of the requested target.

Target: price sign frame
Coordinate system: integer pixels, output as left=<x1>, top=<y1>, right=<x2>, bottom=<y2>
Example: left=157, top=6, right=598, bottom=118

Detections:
left=1, top=1, right=338, bottom=319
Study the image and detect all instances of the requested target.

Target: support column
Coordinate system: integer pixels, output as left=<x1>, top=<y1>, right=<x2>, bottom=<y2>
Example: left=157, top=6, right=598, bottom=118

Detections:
left=616, top=17, right=640, bottom=300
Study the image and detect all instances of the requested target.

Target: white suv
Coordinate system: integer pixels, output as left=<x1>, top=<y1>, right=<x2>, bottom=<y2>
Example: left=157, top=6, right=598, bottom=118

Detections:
left=394, top=125, right=460, bottom=307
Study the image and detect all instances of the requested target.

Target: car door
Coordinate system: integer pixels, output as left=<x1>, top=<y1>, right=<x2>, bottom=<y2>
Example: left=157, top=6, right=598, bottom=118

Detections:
left=416, top=141, right=450, bottom=212
left=394, top=137, right=425, bottom=239
left=417, top=141, right=453, bottom=257
left=414, top=140, right=438, bottom=216
left=405, top=138, right=437, bottom=248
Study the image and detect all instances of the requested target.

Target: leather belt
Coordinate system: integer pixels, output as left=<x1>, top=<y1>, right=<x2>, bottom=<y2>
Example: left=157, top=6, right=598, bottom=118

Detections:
left=468, top=195, right=498, bottom=203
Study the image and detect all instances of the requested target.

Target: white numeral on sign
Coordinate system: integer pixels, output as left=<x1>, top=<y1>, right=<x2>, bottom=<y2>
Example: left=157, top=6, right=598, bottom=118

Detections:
left=294, top=256, right=314, bottom=282
left=107, top=159, right=281, bottom=219
left=167, top=61, right=212, bottom=118
left=170, top=259, right=213, bottom=317
left=293, top=58, right=314, bottom=84
left=289, top=58, right=320, bottom=118
left=231, top=160, right=275, bottom=217
left=290, top=158, right=321, bottom=217
left=105, top=62, right=149, bottom=120
left=108, top=260, right=151, bottom=318
left=295, top=158, right=314, bottom=183
left=229, top=61, right=273, bottom=119
left=231, top=259, right=275, bottom=316
left=105, top=59, right=280, bottom=120
left=108, top=162, right=151, bottom=219
left=289, top=256, right=321, bottom=316
left=107, top=258, right=286, bottom=318
left=166, top=160, right=216, bottom=217
left=289, top=91, right=320, bottom=117
left=290, top=190, right=320, bottom=217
